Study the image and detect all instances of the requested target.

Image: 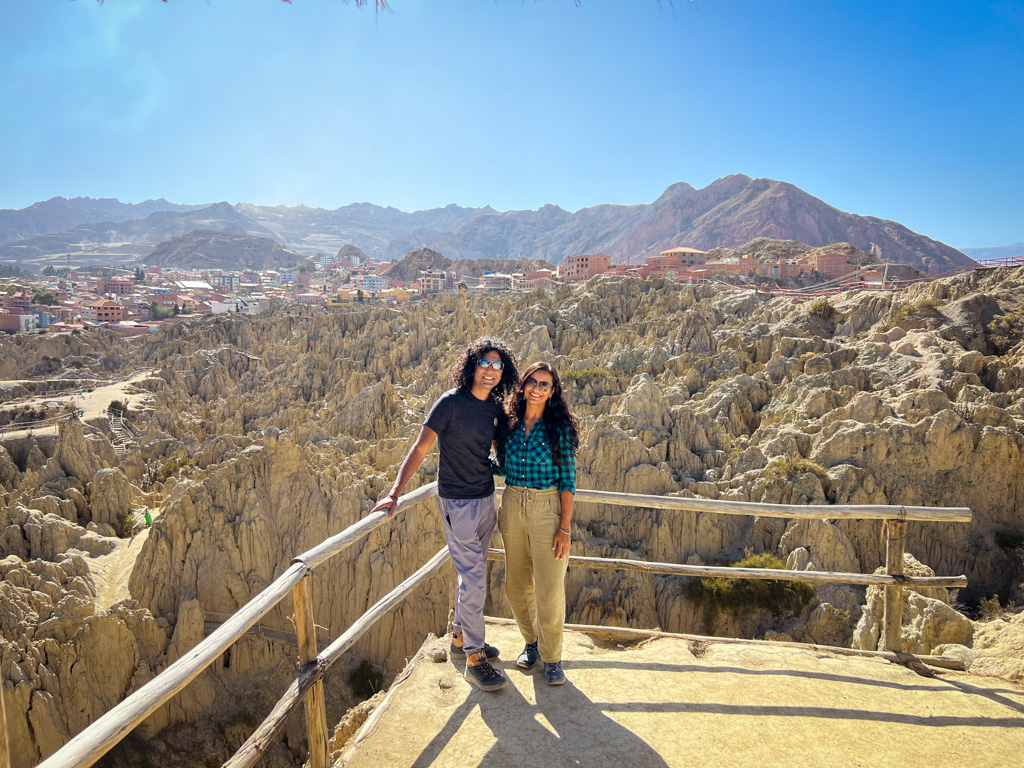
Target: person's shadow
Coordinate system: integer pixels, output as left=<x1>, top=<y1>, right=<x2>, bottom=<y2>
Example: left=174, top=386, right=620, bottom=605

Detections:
left=411, top=663, right=669, bottom=768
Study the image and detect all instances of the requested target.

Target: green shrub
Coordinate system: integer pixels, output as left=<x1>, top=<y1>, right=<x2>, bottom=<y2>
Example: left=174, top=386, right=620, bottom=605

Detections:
left=994, top=529, right=1024, bottom=551
left=155, top=456, right=195, bottom=484
left=686, top=553, right=815, bottom=616
left=953, top=402, right=977, bottom=423
left=764, top=456, right=827, bottom=480
left=349, top=660, right=384, bottom=699
left=116, top=511, right=139, bottom=538
left=884, top=297, right=943, bottom=330
left=807, top=298, right=837, bottom=322
left=986, top=309, right=1023, bottom=355
left=108, top=399, right=126, bottom=415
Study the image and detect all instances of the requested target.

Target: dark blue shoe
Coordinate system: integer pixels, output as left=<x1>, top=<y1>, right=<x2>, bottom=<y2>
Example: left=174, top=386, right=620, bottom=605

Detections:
left=517, top=641, right=539, bottom=670
left=544, top=661, right=565, bottom=685
left=464, top=652, right=508, bottom=692
left=449, top=633, right=499, bottom=659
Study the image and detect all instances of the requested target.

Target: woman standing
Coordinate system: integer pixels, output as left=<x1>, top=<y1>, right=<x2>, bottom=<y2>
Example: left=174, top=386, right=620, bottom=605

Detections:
left=496, top=362, right=580, bottom=685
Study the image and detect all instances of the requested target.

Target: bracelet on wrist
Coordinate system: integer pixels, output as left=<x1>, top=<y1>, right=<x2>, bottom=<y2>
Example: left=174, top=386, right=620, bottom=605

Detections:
left=558, top=527, right=571, bottom=535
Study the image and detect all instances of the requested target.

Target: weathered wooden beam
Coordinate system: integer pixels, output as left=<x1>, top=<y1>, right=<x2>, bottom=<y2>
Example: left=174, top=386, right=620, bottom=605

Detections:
left=224, top=547, right=452, bottom=768
left=297, top=482, right=438, bottom=570
left=882, top=519, right=907, bottom=652
left=485, top=549, right=967, bottom=589
left=563, top=488, right=972, bottom=523
left=1, top=679, right=11, bottom=768
left=484, top=618, right=966, bottom=671
left=37, top=562, right=308, bottom=768
left=292, top=576, right=328, bottom=768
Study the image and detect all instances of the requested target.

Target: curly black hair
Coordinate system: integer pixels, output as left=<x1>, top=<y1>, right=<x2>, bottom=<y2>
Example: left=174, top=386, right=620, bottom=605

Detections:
left=498, top=361, right=580, bottom=470
left=451, top=337, right=520, bottom=404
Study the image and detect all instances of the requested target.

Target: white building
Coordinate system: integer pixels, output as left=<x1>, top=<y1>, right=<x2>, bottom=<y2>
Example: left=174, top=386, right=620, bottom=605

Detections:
left=211, top=274, right=240, bottom=292
left=354, top=274, right=386, bottom=293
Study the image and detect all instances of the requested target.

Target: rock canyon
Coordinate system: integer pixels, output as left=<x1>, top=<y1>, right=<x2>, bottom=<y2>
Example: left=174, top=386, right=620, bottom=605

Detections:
left=2, top=268, right=1023, bottom=766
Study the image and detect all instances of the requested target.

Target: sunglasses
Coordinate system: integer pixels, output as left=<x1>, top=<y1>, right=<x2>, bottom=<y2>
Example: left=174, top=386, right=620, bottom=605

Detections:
left=524, top=377, right=552, bottom=392
left=476, top=358, right=504, bottom=370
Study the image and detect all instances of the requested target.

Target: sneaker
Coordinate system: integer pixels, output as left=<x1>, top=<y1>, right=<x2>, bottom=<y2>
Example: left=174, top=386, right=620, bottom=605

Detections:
left=464, top=652, right=508, bottom=692
left=544, top=661, right=565, bottom=685
left=517, top=641, right=539, bottom=670
left=449, top=633, right=499, bottom=660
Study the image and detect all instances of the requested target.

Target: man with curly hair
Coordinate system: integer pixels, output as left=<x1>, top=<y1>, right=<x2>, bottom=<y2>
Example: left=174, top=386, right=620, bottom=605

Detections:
left=372, top=337, right=519, bottom=692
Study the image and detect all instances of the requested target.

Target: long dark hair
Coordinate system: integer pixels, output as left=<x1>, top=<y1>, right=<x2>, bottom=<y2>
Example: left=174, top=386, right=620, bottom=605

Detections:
left=451, top=337, right=519, bottom=404
left=499, top=361, right=580, bottom=468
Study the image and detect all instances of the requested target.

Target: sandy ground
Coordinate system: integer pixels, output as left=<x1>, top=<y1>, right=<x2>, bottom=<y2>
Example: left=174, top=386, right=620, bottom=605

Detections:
left=341, top=623, right=1024, bottom=768
left=86, top=527, right=152, bottom=611
left=0, top=368, right=154, bottom=440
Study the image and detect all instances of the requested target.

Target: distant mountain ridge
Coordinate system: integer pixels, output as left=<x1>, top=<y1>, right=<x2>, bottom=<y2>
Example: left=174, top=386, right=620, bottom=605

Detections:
left=0, top=178, right=974, bottom=274
left=961, top=243, right=1024, bottom=262
left=0, top=196, right=202, bottom=245
left=143, top=230, right=301, bottom=271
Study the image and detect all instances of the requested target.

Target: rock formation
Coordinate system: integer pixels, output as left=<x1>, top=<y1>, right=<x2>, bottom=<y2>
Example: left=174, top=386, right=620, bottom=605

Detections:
left=2, top=264, right=1023, bottom=766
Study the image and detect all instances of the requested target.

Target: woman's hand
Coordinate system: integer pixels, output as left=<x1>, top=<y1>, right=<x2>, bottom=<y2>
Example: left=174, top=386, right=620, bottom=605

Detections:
left=552, top=527, right=571, bottom=559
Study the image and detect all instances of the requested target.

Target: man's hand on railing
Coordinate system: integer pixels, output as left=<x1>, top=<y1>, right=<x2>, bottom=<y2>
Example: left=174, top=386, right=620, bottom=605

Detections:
left=370, top=493, right=400, bottom=519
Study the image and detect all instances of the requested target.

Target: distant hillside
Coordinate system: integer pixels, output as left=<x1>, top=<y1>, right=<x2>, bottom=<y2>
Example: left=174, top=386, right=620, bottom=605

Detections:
left=0, top=196, right=201, bottom=245
left=961, top=243, right=1024, bottom=262
left=378, top=176, right=970, bottom=275
left=604, top=176, right=970, bottom=275
left=5, top=178, right=973, bottom=275
left=704, top=238, right=928, bottom=281
left=0, top=202, right=277, bottom=270
left=143, top=230, right=301, bottom=270
left=236, top=201, right=493, bottom=256
left=383, top=247, right=554, bottom=282
left=336, top=243, right=368, bottom=262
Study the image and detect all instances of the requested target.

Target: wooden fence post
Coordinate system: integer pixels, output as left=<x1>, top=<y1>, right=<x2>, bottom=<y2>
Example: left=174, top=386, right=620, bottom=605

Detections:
left=882, top=518, right=907, bottom=652
left=1, top=682, right=11, bottom=768
left=292, top=575, right=328, bottom=768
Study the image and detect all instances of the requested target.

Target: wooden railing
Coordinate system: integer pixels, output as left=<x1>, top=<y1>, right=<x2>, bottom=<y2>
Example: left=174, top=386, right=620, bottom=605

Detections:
left=31, top=483, right=971, bottom=768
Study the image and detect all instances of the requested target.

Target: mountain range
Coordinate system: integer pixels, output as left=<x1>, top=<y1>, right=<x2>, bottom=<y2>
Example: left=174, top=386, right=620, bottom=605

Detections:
left=0, top=176, right=987, bottom=274
left=961, top=243, right=1024, bottom=262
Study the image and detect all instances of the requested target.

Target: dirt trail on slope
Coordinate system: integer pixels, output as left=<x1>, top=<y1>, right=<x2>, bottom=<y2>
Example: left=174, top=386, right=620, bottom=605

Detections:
left=87, top=527, right=151, bottom=611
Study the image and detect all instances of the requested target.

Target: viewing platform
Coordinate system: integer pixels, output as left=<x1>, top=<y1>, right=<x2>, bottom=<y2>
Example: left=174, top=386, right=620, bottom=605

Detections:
left=339, top=622, right=1024, bottom=768
left=29, top=482, right=1024, bottom=768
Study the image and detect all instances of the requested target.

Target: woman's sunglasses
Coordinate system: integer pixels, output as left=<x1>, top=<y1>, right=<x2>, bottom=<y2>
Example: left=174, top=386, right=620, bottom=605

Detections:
left=524, top=377, right=552, bottom=392
left=476, top=358, right=504, bottom=370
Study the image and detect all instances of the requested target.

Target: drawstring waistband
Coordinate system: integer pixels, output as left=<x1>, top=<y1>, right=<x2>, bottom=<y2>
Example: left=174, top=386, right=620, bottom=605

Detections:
left=503, top=485, right=559, bottom=519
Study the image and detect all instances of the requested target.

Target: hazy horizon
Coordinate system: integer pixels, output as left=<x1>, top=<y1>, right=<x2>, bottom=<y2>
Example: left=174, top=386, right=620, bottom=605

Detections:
left=2, top=1, right=1021, bottom=248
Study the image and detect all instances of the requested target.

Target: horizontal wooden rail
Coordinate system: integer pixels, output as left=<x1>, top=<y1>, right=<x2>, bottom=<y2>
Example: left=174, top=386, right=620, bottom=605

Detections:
left=225, top=547, right=452, bottom=768
left=565, top=488, right=972, bottom=523
left=484, top=618, right=967, bottom=671
left=484, top=549, right=968, bottom=588
left=297, top=482, right=437, bottom=570
left=38, top=561, right=308, bottom=768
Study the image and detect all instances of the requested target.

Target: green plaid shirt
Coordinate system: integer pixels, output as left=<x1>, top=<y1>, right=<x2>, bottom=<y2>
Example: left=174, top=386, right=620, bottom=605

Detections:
left=496, top=418, right=576, bottom=494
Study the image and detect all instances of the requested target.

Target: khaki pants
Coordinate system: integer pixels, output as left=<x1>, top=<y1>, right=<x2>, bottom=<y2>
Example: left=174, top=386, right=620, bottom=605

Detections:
left=498, top=486, right=568, bottom=663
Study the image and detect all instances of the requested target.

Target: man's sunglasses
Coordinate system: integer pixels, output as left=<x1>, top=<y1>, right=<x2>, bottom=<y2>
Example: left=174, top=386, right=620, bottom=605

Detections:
left=476, top=358, right=505, bottom=370
left=524, top=377, right=552, bottom=392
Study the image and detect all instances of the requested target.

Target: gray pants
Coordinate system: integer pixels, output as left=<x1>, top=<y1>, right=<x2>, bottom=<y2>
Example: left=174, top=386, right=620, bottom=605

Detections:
left=439, top=493, right=497, bottom=655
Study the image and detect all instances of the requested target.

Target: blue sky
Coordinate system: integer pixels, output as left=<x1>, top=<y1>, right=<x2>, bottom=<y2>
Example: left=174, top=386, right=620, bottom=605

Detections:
left=1, top=0, right=1021, bottom=248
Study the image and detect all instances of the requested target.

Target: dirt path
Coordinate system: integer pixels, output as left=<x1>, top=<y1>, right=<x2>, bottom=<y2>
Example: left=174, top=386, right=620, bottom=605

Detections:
left=340, top=623, right=1024, bottom=768
left=0, top=368, right=154, bottom=440
left=87, top=527, right=151, bottom=611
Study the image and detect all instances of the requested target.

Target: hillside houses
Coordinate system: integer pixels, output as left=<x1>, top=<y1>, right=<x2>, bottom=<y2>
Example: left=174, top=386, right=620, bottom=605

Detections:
left=0, top=239, right=886, bottom=336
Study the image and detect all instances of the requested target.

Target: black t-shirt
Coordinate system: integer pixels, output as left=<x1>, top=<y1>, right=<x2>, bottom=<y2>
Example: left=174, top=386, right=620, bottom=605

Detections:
left=424, top=388, right=502, bottom=499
